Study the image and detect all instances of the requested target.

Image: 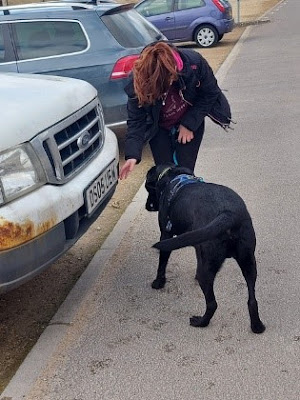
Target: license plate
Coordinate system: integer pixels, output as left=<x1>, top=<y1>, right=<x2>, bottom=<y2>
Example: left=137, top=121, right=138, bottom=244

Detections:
left=85, top=161, right=118, bottom=215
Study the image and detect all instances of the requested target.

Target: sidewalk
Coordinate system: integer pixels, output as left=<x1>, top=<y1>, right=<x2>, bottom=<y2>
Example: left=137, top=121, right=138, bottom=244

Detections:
left=2, top=0, right=300, bottom=399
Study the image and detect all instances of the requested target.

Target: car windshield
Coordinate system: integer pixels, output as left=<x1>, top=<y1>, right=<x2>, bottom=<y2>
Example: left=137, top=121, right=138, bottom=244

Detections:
left=101, top=9, right=164, bottom=48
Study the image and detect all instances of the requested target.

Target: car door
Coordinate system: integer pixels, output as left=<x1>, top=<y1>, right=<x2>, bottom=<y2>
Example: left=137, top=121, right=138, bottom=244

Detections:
left=136, top=0, right=177, bottom=40
left=0, top=23, right=18, bottom=72
left=173, top=0, right=207, bottom=41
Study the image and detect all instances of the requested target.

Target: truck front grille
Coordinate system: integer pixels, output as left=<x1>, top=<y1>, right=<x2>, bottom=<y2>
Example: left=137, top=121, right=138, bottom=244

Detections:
left=54, top=107, right=102, bottom=178
left=36, top=100, right=105, bottom=184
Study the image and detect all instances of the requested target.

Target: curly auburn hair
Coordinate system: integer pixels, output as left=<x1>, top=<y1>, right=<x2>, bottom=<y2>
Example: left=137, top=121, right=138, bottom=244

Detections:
left=133, top=42, right=179, bottom=106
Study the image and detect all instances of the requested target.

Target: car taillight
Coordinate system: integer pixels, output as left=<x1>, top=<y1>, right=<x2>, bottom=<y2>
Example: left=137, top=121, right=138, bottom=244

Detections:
left=212, top=0, right=225, bottom=13
left=110, top=55, right=140, bottom=80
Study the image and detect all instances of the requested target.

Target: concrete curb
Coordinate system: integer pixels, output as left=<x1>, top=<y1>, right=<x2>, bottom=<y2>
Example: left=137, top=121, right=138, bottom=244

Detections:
left=235, top=16, right=271, bottom=27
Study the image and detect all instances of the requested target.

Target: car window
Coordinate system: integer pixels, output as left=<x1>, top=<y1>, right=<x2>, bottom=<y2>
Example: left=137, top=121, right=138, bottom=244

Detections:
left=101, top=9, right=164, bottom=47
left=0, top=25, right=5, bottom=62
left=11, top=20, right=88, bottom=61
left=135, top=0, right=174, bottom=18
left=177, top=0, right=205, bottom=11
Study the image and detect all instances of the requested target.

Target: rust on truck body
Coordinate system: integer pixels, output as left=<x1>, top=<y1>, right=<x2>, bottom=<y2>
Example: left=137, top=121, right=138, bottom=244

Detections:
left=0, top=217, right=57, bottom=250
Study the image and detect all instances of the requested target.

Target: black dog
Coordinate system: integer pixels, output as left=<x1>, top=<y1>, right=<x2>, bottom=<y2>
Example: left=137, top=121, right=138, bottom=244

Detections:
left=145, top=163, right=265, bottom=334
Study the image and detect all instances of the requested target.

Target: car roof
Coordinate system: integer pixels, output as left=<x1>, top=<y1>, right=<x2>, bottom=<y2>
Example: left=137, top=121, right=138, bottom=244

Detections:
left=56, top=0, right=117, bottom=3
left=0, top=1, right=134, bottom=18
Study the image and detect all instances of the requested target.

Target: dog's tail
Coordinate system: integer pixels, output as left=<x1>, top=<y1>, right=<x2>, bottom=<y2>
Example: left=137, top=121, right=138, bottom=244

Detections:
left=153, top=212, right=237, bottom=252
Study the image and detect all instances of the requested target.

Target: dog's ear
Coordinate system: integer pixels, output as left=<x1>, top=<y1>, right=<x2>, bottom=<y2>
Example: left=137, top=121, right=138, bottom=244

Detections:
left=145, top=166, right=158, bottom=193
left=145, top=192, right=159, bottom=211
left=145, top=166, right=159, bottom=211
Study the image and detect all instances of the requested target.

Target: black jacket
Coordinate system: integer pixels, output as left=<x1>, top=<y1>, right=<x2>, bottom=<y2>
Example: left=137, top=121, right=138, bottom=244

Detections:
left=124, top=48, right=232, bottom=163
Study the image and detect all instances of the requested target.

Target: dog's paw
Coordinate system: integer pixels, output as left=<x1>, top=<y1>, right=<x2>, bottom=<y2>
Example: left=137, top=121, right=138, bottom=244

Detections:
left=151, top=278, right=166, bottom=289
left=190, top=316, right=210, bottom=328
left=251, top=321, right=266, bottom=334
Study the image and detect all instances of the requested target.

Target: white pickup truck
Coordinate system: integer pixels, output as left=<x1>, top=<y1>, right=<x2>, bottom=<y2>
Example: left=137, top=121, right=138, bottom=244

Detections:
left=0, top=73, right=119, bottom=293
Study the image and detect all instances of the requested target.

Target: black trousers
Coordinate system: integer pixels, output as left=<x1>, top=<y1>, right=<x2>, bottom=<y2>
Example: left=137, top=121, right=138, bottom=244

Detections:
left=149, top=121, right=205, bottom=172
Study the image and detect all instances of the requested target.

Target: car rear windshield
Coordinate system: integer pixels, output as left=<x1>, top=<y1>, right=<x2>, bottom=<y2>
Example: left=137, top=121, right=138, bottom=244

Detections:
left=101, top=9, right=163, bottom=48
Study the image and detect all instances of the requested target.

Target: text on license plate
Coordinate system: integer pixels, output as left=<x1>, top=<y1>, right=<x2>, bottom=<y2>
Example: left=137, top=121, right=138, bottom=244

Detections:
left=85, top=161, right=118, bottom=215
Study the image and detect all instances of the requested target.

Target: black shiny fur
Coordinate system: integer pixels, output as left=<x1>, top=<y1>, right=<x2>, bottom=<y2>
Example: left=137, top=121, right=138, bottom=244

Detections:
left=145, top=164, right=265, bottom=334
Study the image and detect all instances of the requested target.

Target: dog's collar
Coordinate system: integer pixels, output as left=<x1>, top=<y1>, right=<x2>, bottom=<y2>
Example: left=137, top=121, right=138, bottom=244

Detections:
left=158, top=166, right=172, bottom=182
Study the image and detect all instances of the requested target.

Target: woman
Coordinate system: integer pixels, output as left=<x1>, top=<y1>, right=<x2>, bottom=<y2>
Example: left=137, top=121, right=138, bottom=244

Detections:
left=119, top=41, right=232, bottom=179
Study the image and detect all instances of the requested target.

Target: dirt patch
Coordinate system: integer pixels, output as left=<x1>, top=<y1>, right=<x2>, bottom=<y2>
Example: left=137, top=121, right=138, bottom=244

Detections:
left=0, top=0, right=281, bottom=393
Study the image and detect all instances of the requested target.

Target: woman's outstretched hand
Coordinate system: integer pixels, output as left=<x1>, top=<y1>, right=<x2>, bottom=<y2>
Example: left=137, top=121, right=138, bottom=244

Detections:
left=177, top=125, right=194, bottom=144
left=119, top=159, right=137, bottom=180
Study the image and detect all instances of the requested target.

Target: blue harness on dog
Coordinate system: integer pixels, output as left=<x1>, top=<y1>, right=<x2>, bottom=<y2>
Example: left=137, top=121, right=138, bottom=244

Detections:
left=165, top=174, right=204, bottom=232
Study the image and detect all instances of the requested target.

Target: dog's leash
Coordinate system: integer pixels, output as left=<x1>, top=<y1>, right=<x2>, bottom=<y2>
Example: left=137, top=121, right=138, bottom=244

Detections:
left=169, top=126, right=179, bottom=165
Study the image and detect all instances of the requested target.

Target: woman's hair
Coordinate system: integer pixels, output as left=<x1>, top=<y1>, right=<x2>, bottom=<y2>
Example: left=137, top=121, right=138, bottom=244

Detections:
left=133, top=42, right=179, bottom=106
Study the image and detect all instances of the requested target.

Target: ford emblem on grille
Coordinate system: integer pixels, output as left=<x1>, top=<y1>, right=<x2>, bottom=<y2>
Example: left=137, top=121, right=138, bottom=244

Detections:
left=77, top=130, right=91, bottom=149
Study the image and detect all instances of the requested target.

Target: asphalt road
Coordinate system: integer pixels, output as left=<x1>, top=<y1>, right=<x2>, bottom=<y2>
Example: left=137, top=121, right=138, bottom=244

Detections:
left=2, top=1, right=300, bottom=399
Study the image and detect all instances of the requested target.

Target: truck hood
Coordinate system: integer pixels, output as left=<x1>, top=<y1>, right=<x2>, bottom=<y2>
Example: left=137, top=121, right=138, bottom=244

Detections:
left=0, top=73, right=98, bottom=152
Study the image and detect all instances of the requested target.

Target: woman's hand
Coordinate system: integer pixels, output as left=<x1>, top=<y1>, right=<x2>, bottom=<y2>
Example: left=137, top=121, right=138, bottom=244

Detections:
left=177, top=125, right=194, bottom=144
left=119, top=159, right=137, bottom=180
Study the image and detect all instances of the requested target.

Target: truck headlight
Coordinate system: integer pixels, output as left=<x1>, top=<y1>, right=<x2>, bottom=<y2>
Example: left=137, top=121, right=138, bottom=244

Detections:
left=0, top=144, right=46, bottom=205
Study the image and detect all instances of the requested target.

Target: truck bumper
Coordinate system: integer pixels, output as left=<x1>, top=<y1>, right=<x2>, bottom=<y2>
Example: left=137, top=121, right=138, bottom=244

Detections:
left=0, top=128, right=119, bottom=293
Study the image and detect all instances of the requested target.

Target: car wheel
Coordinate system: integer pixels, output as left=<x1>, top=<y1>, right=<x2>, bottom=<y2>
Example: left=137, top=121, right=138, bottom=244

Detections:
left=195, top=25, right=218, bottom=48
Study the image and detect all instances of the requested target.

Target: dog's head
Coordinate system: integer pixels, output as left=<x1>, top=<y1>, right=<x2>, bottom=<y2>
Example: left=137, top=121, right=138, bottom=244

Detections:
left=145, top=163, right=193, bottom=211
